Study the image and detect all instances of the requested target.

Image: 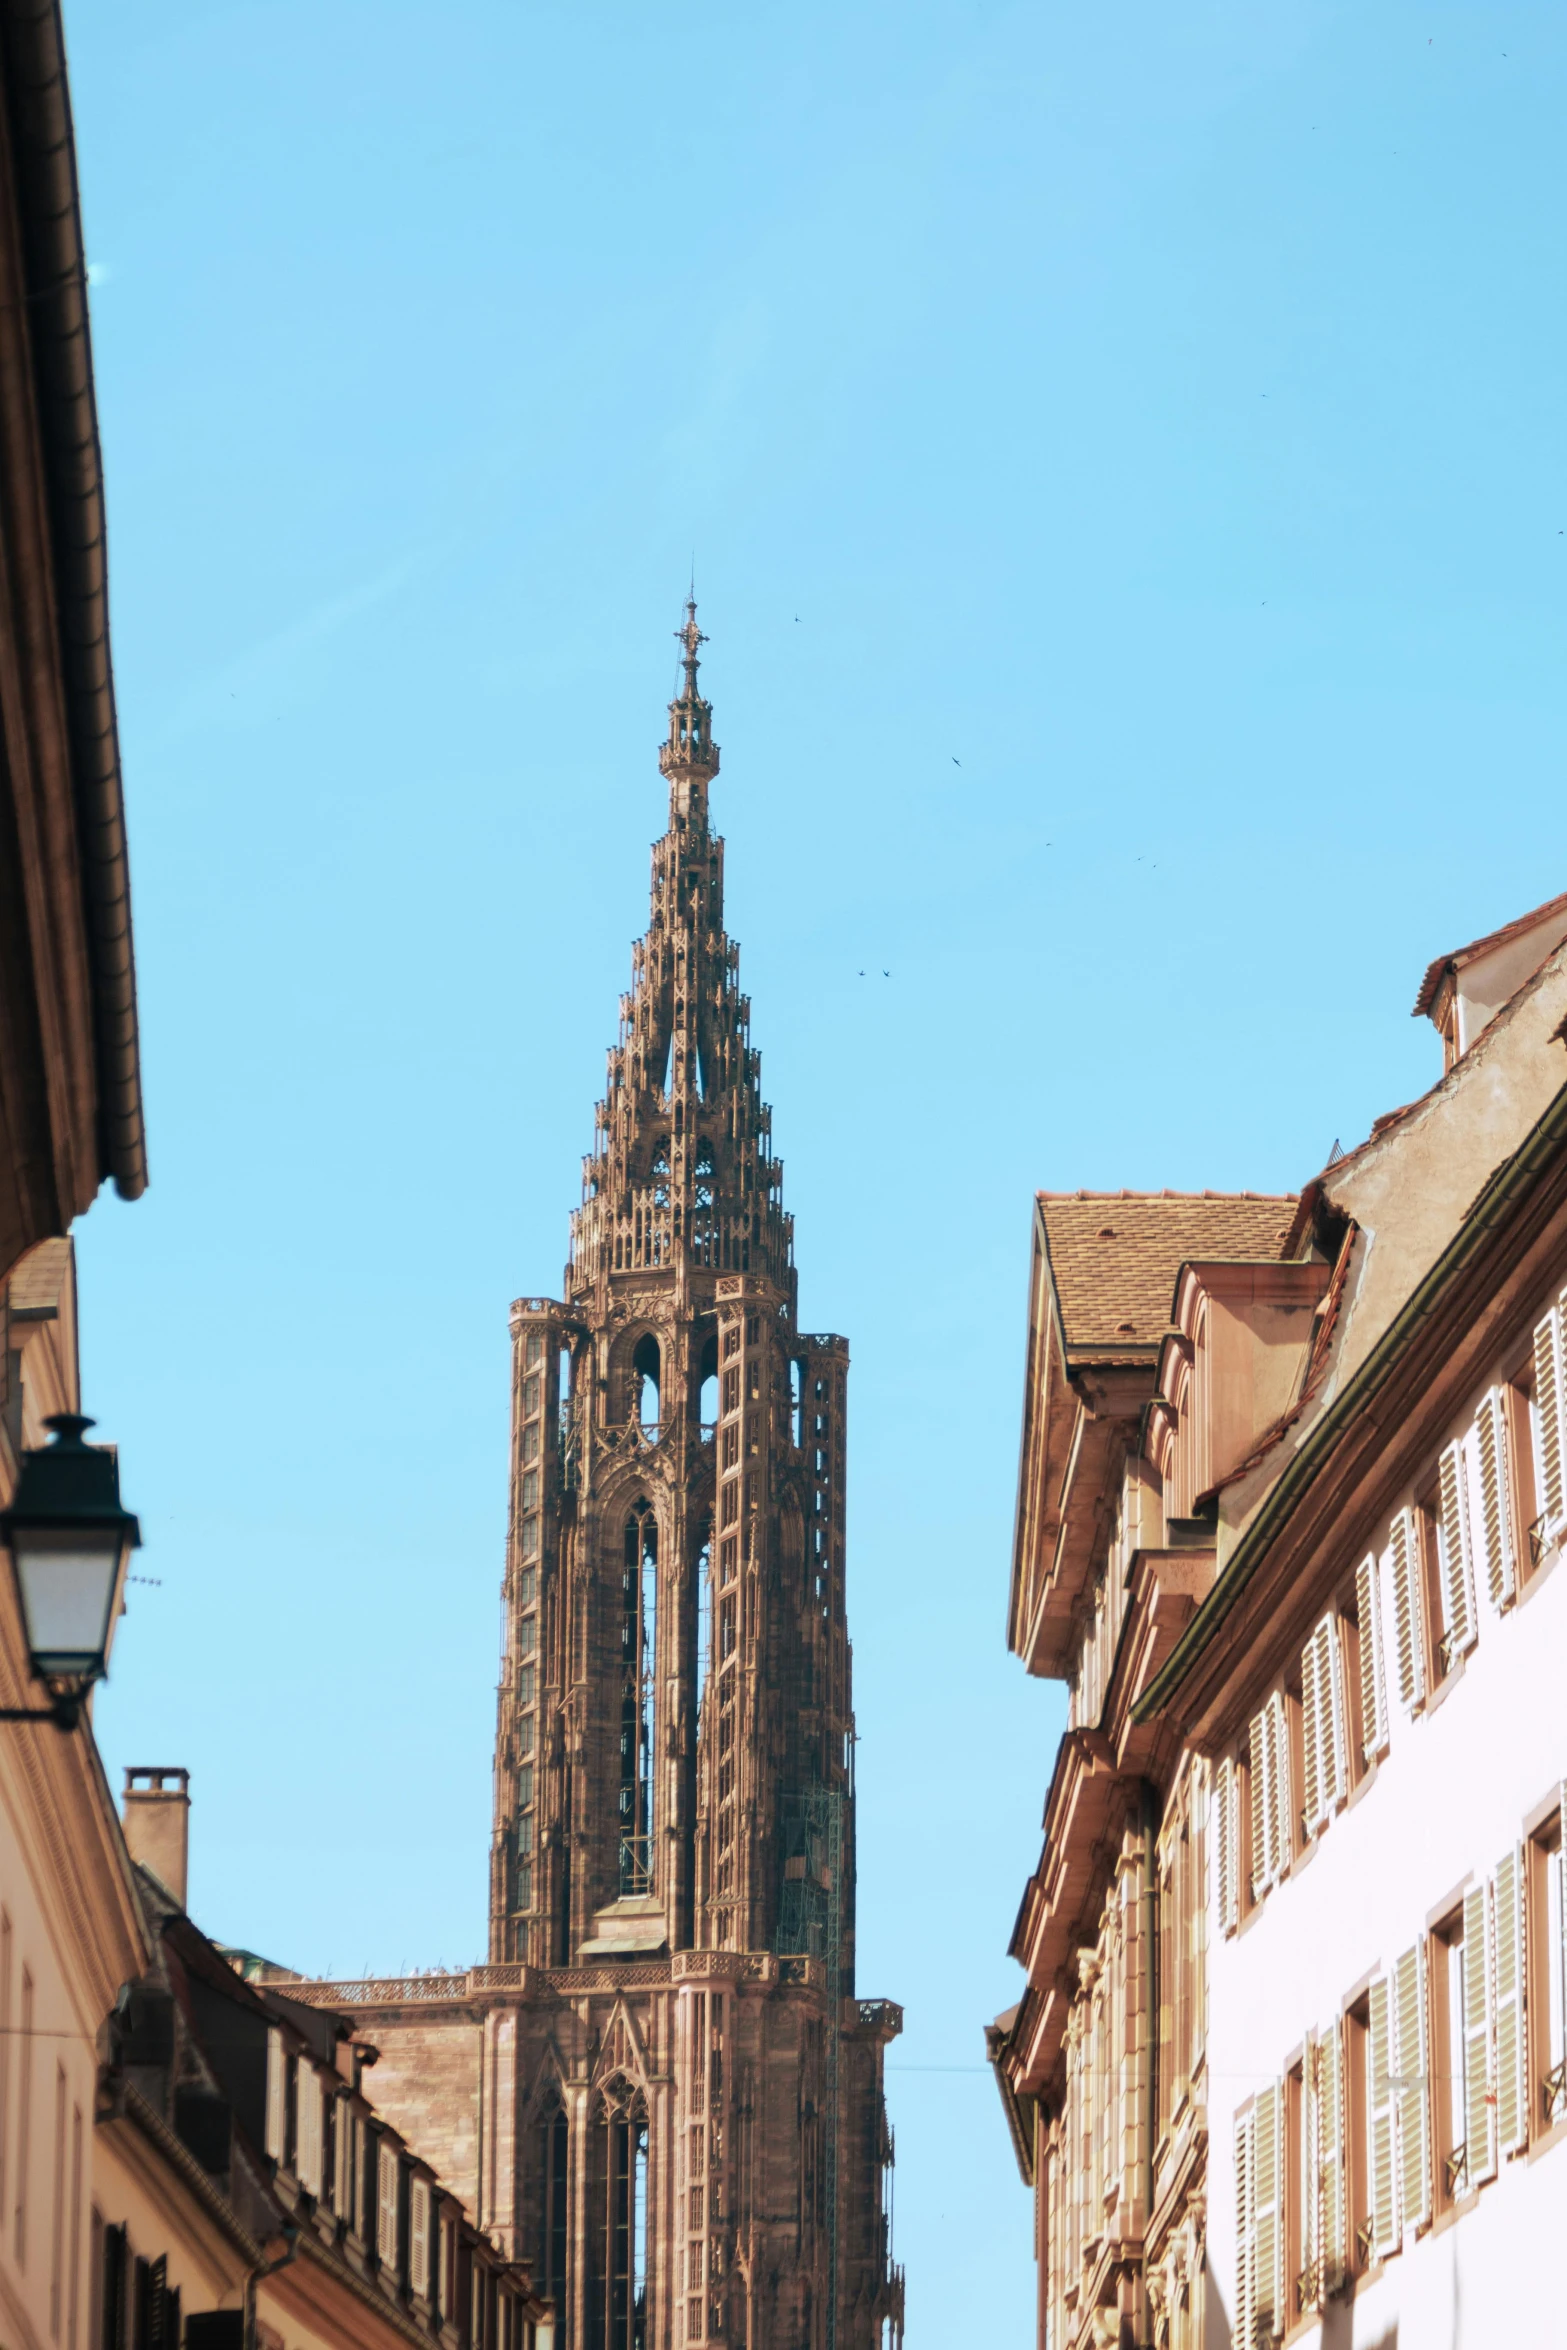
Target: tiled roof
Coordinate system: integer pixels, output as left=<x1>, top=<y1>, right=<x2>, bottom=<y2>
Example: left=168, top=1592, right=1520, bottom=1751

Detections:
left=1412, top=886, right=1567, bottom=1017
left=1037, top=1191, right=1297, bottom=1355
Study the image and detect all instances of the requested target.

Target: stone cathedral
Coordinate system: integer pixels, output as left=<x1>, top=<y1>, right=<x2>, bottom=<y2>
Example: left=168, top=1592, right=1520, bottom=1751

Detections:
left=299, top=611, right=903, bottom=2350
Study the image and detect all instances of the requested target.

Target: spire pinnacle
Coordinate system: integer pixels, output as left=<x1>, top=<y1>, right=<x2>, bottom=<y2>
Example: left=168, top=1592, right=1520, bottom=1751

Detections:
left=659, top=594, right=720, bottom=793
left=677, top=596, right=706, bottom=698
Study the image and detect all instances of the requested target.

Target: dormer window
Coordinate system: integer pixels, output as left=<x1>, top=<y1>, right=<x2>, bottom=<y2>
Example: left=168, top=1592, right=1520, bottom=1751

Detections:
left=1413, top=888, right=1567, bottom=1071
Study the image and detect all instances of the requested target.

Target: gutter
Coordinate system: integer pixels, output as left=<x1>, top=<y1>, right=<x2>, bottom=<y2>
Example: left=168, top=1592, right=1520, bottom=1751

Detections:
left=1133, top=1075, right=1567, bottom=1727
left=0, top=0, right=145, bottom=1198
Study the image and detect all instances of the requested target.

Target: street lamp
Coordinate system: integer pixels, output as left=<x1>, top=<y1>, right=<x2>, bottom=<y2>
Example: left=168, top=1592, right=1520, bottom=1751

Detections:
left=0, top=1414, right=141, bottom=1729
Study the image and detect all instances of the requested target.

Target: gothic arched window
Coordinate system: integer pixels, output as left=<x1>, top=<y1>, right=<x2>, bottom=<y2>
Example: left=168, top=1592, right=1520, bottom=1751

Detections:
left=620, top=1502, right=657, bottom=1894
left=590, top=2081, right=649, bottom=2350
left=632, top=1333, right=660, bottom=1434
left=534, top=2085, right=570, bottom=2337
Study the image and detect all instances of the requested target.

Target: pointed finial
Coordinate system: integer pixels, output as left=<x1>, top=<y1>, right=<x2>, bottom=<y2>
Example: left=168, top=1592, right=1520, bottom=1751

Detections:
left=677, top=596, right=706, bottom=699
left=660, top=594, right=719, bottom=789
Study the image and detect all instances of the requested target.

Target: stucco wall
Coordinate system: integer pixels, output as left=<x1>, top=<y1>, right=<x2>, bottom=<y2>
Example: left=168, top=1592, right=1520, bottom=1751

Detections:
left=1205, top=1387, right=1567, bottom=2347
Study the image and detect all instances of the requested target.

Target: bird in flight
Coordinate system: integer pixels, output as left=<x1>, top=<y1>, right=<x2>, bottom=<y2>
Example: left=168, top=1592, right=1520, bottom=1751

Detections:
left=952, top=756, right=961, bottom=766
left=883, top=970, right=890, bottom=978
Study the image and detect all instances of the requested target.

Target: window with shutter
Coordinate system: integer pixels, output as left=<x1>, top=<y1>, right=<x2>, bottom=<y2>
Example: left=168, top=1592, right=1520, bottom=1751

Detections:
left=1316, top=2020, right=1345, bottom=2295
left=1234, top=2107, right=1256, bottom=2350
left=1494, top=1846, right=1528, bottom=2155
left=1475, top=1387, right=1517, bottom=1608
left=1394, top=1942, right=1431, bottom=2232
left=1355, top=1555, right=1389, bottom=1761
left=1368, top=1974, right=1398, bottom=2258
left=1461, top=1882, right=1495, bottom=2185
left=1437, top=1439, right=1477, bottom=1662
left=1390, top=1511, right=1425, bottom=1712
left=264, top=2029, right=285, bottom=2165
left=1254, top=2080, right=1282, bottom=2337
left=1533, top=1303, right=1566, bottom=1531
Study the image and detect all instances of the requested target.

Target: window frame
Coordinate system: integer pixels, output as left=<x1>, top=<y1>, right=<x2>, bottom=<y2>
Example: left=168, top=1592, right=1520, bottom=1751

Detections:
left=1529, top=1803, right=1567, bottom=2136
left=1428, top=1907, right=1467, bottom=2210
left=1343, top=1994, right=1372, bottom=2277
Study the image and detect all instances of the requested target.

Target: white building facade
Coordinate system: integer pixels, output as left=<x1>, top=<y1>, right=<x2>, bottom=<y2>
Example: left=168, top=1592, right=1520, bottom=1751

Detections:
left=994, top=889, right=1567, bottom=2350
left=1143, top=892, right=1567, bottom=2348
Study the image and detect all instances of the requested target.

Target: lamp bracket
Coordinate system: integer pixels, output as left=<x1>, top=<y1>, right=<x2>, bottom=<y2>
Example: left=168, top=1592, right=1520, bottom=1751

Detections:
left=0, top=1697, right=80, bottom=1731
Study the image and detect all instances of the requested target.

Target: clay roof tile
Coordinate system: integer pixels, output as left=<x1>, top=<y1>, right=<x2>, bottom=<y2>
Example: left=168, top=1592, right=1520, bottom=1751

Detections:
left=1036, top=1191, right=1297, bottom=1356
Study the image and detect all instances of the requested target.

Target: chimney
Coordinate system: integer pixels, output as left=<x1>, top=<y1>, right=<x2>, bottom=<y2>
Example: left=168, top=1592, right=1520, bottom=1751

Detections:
left=122, top=1767, right=190, bottom=1909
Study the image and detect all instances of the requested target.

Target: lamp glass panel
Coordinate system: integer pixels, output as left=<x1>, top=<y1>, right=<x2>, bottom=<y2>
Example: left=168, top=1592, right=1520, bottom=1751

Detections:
left=13, top=1526, right=124, bottom=1674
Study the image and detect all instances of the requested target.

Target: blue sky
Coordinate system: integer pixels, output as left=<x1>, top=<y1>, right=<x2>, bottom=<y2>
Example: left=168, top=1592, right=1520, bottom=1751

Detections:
left=65, top=0, right=1565, bottom=2336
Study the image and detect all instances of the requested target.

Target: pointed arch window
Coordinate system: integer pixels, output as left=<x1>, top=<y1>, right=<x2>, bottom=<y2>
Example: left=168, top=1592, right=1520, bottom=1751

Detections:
left=591, top=2080, right=649, bottom=2350
left=696, top=1331, right=719, bottom=1432
left=694, top=1516, right=714, bottom=1737
left=632, top=1334, right=661, bottom=1435
left=534, top=2084, right=570, bottom=2338
left=620, top=1503, right=657, bottom=1894
left=693, top=1143, right=716, bottom=1262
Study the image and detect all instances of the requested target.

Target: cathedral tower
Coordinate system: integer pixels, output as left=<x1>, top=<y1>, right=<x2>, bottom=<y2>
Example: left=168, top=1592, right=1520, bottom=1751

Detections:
left=483, top=607, right=903, bottom=2349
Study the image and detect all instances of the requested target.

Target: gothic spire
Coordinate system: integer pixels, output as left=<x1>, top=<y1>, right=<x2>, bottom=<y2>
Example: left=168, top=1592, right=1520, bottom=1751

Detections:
left=568, top=605, right=792, bottom=1310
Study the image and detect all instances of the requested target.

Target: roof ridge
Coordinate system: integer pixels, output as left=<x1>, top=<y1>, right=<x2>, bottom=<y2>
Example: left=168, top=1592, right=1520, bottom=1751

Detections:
left=1035, top=1188, right=1296, bottom=1203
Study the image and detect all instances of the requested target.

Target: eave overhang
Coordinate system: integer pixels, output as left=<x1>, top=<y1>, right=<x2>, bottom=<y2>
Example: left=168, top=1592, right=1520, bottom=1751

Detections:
left=1009, top=1200, right=1157, bottom=1675
left=0, top=0, right=144, bottom=1201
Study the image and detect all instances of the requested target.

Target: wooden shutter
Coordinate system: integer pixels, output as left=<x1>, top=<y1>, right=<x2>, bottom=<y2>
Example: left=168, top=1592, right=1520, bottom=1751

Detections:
left=1301, top=1632, right=1322, bottom=1839
left=1234, top=2107, right=1256, bottom=2350
left=1493, top=1845, right=1528, bottom=2157
left=296, top=2063, right=320, bottom=2195
left=1313, top=1616, right=1346, bottom=1818
left=1475, top=1387, right=1517, bottom=1607
left=264, top=2028, right=285, bottom=2163
left=1250, top=1711, right=1269, bottom=1900
left=1390, top=1511, right=1425, bottom=1711
left=1368, top=1974, right=1398, bottom=2256
left=1438, top=1440, right=1476, bottom=1657
left=410, top=2178, right=430, bottom=2298
left=1535, top=1306, right=1566, bottom=1528
left=1266, top=1691, right=1292, bottom=1878
left=1254, top=2080, right=1282, bottom=2335
left=1462, top=1882, right=1495, bottom=2184
left=1216, top=1758, right=1238, bottom=1936
left=1356, top=1554, right=1389, bottom=1759
left=336, top=2104, right=356, bottom=2223
left=1316, top=2020, right=1345, bottom=2294
left=1394, top=1942, right=1431, bottom=2231
left=378, top=2140, right=400, bottom=2272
